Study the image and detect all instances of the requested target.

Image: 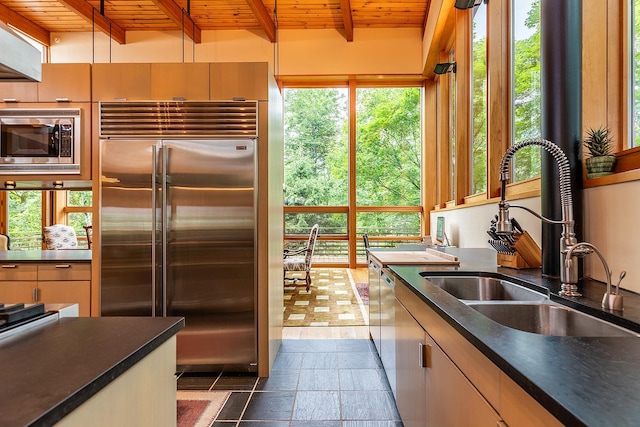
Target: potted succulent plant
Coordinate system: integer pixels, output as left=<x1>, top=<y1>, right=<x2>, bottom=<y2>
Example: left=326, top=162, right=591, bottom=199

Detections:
left=583, top=126, right=616, bottom=178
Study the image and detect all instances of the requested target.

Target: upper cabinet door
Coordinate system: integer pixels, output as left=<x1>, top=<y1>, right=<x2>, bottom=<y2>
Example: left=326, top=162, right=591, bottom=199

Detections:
left=150, top=63, right=209, bottom=100
left=210, top=62, right=269, bottom=101
left=0, top=82, right=38, bottom=103
left=92, top=63, right=151, bottom=101
left=38, top=63, right=91, bottom=102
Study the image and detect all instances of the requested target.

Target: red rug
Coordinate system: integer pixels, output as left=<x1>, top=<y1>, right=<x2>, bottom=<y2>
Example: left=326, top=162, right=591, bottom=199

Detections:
left=356, top=282, right=369, bottom=305
left=177, top=391, right=229, bottom=427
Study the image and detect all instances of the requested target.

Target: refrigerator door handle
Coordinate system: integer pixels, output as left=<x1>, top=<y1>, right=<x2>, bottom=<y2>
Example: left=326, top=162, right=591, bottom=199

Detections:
left=151, top=145, right=158, bottom=317
left=161, top=144, right=168, bottom=317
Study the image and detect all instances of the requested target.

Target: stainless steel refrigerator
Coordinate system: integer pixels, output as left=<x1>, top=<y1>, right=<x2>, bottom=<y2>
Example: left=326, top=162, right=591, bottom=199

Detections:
left=100, top=137, right=257, bottom=372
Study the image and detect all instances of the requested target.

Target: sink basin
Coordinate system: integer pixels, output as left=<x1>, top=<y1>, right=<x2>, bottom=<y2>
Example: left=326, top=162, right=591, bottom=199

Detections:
left=468, top=302, right=638, bottom=337
left=422, top=275, right=548, bottom=302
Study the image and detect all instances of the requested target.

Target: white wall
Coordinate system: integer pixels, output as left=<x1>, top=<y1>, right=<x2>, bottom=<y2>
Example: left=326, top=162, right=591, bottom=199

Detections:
left=433, top=183, right=640, bottom=295
left=49, top=28, right=424, bottom=75
left=583, top=180, right=640, bottom=293
left=429, top=197, right=542, bottom=250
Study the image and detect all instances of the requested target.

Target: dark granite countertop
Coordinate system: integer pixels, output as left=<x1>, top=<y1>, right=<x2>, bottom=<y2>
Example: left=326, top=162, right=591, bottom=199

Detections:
left=0, top=249, right=92, bottom=263
left=0, top=316, right=184, bottom=426
left=374, top=247, right=640, bottom=427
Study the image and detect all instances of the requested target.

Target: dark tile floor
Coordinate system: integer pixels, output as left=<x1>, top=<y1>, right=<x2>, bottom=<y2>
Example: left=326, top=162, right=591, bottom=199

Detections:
left=177, top=339, right=403, bottom=427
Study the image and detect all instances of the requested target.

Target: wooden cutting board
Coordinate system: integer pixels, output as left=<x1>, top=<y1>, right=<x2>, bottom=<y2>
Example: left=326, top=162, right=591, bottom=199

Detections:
left=371, top=248, right=459, bottom=266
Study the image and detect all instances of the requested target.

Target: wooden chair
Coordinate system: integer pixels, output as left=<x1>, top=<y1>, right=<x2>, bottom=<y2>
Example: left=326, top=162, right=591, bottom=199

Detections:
left=0, top=233, right=10, bottom=250
left=83, top=225, right=93, bottom=249
left=363, top=233, right=370, bottom=261
left=283, top=224, right=319, bottom=291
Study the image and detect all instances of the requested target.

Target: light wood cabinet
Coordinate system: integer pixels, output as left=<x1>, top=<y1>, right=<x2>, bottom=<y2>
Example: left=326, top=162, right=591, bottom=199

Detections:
left=395, top=299, right=427, bottom=427
left=92, top=63, right=151, bottom=101
left=0, top=262, right=91, bottom=316
left=0, top=64, right=91, bottom=103
left=395, top=298, right=501, bottom=427
left=210, top=62, right=270, bottom=101
left=0, top=82, right=38, bottom=103
left=38, top=64, right=91, bottom=102
left=395, top=278, right=562, bottom=426
left=150, top=63, right=210, bottom=100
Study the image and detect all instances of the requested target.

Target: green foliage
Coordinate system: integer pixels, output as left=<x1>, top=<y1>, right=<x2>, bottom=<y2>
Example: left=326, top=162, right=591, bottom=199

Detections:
left=513, top=0, right=542, bottom=181
left=7, top=191, right=43, bottom=249
left=472, top=12, right=487, bottom=194
left=634, top=0, right=640, bottom=147
left=355, top=88, right=421, bottom=207
left=283, top=87, right=422, bottom=237
left=583, top=126, right=613, bottom=157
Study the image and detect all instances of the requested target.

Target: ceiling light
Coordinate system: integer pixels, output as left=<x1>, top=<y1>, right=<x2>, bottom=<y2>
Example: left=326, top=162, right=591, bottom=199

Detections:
left=454, top=0, right=485, bottom=10
left=434, top=62, right=456, bottom=75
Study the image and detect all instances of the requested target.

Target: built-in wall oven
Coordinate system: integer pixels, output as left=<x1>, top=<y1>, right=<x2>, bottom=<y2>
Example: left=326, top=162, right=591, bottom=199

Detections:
left=0, top=108, right=81, bottom=174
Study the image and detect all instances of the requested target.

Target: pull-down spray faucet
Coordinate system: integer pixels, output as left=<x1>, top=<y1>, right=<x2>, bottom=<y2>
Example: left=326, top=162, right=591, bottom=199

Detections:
left=496, top=138, right=584, bottom=296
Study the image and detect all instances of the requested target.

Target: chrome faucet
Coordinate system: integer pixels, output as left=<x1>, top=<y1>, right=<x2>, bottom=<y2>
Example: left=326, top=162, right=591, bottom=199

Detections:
left=496, top=138, right=586, bottom=296
left=565, top=242, right=624, bottom=310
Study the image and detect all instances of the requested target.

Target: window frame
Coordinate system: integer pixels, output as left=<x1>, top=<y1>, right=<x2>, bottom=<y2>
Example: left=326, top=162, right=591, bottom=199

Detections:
left=280, top=76, right=426, bottom=267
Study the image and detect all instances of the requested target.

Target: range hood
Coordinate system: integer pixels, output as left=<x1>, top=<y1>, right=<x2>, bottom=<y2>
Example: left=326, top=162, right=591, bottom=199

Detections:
left=0, top=21, right=42, bottom=82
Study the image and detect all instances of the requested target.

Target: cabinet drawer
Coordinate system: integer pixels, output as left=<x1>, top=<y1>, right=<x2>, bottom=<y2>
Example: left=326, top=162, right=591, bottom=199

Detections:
left=38, top=263, right=91, bottom=281
left=0, top=264, right=38, bottom=281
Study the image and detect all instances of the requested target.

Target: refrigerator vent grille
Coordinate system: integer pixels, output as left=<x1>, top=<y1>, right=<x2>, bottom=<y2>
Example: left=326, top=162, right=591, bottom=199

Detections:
left=99, top=101, right=258, bottom=138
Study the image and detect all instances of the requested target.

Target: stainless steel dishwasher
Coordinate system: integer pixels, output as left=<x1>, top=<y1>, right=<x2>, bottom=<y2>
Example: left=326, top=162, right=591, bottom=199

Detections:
left=380, top=268, right=396, bottom=397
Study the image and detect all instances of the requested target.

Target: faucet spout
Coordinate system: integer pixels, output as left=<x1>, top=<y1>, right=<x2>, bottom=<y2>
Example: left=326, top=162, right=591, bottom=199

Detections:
left=565, top=242, right=624, bottom=311
left=496, top=138, right=579, bottom=295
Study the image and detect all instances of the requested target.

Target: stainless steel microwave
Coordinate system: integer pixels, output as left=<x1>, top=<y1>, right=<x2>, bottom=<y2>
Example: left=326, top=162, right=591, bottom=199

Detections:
left=0, top=108, right=81, bottom=174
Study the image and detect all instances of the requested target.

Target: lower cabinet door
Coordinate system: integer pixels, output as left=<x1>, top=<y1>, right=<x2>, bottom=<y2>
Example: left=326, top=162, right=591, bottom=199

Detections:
left=427, top=332, right=502, bottom=426
left=395, top=300, right=427, bottom=427
left=0, top=281, right=36, bottom=304
left=38, top=281, right=91, bottom=316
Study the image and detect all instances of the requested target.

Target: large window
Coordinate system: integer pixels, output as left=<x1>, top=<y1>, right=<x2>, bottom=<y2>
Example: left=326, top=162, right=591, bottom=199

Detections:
left=4, top=190, right=92, bottom=250
left=512, top=0, right=542, bottom=181
left=356, top=87, right=422, bottom=259
left=284, top=84, right=422, bottom=266
left=7, top=191, right=43, bottom=250
left=283, top=88, right=349, bottom=207
left=631, top=0, right=640, bottom=148
left=471, top=2, right=488, bottom=194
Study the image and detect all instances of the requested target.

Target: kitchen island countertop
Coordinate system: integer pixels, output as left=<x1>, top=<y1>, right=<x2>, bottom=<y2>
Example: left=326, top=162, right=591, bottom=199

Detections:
left=0, top=249, right=91, bottom=262
left=0, top=316, right=184, bottom=426
left=373, top=247, right=640, bottom=427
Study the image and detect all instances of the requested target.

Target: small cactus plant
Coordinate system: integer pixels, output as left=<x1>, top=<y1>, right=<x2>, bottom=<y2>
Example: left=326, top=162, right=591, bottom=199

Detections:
left=583, top=126, right=616, bottom=178
left=583, top=126, right=613, bottom=157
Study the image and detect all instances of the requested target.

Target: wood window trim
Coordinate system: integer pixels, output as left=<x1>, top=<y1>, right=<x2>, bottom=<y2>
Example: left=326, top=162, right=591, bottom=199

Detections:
left=432, top=178, right=541, bottom=212
left=582, top=0, right=640, bottom=188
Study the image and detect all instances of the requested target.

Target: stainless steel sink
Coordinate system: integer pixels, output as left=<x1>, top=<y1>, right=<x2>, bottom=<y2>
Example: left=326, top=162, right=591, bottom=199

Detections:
left=422, top=275, right=548, bottom=302
left=467, top=302, right=638, bottom=337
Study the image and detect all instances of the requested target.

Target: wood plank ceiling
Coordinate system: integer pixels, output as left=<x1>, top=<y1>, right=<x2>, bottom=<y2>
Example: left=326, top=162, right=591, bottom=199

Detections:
left=0, top=0, right=431, bottom=47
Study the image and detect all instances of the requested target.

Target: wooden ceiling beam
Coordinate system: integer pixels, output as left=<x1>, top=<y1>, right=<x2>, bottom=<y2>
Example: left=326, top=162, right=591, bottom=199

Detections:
left=339, top=0, right=354, bottom=42
left=151, top=0, right=202, bottom=44
left=58, top=0, right=126, bottom=45
left=244, top=0, right=276, bottom=42
left=0, top=3, right=50, bottom=46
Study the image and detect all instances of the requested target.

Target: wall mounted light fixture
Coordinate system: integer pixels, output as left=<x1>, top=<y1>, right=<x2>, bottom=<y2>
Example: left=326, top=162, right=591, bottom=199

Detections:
left=454, top=0, right=484, bottom=10
left=434, top=62, right=456, bottom=74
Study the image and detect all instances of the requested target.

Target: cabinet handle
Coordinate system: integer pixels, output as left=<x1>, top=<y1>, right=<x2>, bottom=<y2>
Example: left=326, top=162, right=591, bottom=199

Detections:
left=1, top=264, right=17, bottom=268
left=55, top=264, right=71, bottom=268
left=55, top=97, right=70, bottom=102
left=419, top=343, right=431, bottom=368
left=32, top=288, right=38, bottom=302
left=2, top=98, right=18, bottom=103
